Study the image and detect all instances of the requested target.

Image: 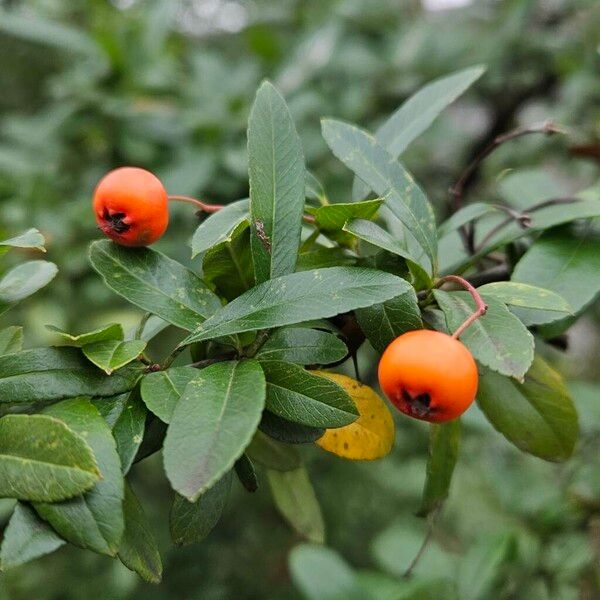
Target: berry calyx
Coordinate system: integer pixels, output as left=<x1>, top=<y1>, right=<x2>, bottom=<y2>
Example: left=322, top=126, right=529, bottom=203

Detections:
left=93, top=167, right=169, bottom=247
left=378, top=330, right=478, bottom=423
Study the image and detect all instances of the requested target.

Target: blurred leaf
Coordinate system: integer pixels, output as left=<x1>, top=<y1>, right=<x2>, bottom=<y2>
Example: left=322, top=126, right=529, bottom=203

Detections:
left=248, top=81, right=305, bottom=283
left=46, top=323, right=124, bottom=347
left=118, top=483, right=162, bottom=584
left=140, top=366, right=198, bottom=424
left=0, top=414, right=99, bottom=502
left=258, top=411, right=324, bottom=445
left=0, top=260, right=57, bottom=303
left=89, top=241, right=222, bottom=331
left=0, top=228, right=45, bottom=252
left=0, top=347, right=143, bottom=404
left=234, top=454, right=259, bottom=493
left=418, top=421, right=461, bottom=517
left=0, top=503, right=65, bottom=570
left=321, top=119, right=437, bottom=269
left=305, top=171, right=328, bottom=205
left=353, top=66, right=486, bottom=200
left=261, top=361, right=358, bottom=428
left=477, top=356, right=578, bottom=461
left=434, top=290, right=534, bottom=380
left=34, top=398, right=124, bottom=556
left=191, top=199, right=250, bottom=257
left=315, top=372, right=395, bottom=460
left=477, top=282, right=572, bottom=313
left=164, top=361, right=265, bottom=501
left=256, top=327, right=347, bottom=365
left=437, top=204, right=499, bottom=239
left=181, top=267, right=409, bottom=345
left=245, top=430, right=301, bottom=471
left=169, top=472, right=232, bottom=547
left=267, top=467, right=325, bottom=543
left=82, top=340, right=146, bottom=375
left=0, top=326, right=23, bottom=355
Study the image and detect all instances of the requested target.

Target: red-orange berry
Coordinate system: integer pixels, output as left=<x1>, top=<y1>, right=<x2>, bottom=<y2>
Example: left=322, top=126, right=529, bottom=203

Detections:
left=93, top=167, right=168, bottom=246
left=378, top=330, right=478, bottom=423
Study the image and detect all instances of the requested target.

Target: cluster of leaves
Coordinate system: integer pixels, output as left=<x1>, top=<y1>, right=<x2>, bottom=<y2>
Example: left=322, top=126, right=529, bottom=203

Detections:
left=1, top=63, right=598, bottom=589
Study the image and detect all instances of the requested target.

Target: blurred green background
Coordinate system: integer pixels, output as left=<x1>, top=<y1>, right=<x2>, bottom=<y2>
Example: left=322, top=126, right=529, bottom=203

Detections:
left=0, top=0, right=599, bottom=598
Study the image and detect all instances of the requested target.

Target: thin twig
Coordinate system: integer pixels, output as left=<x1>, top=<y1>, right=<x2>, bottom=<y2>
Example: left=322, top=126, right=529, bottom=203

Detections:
left=403, top=509, right=441, bottom=579
left=244, top=330, right=271, bottom=358
left=169, top=195, right=223, bottom=213
left=434, top=275, right=487, bottom=339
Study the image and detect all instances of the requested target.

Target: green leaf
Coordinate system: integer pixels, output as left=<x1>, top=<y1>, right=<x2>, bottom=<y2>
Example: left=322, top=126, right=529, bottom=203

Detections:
left=202, top=223, right=254, bottom=301
left=191, top=198, right=249, bottom=257
left=140, top=366, right=197, bottom=424
left=118, top=483, right=162, bottom=584
left=248, top=81, right=306, bottom=283
left=289, top=544, right=363, bottom=600
left=511, top=227, right=600, bottom=325
left=343, top=218, right=432, bottom=285
left=0, top=347, right=142, bottom=404
left=163, top=361, right=265, bottom=501
left=433, top=290, right=534, bottom=380
left=0, top=414, right=99, bottom=502
left=256, top=327, right=347, bottom=365
left=437, top=203, right=499, bottom=238
left=305, top=171, right=328, bottom=205
left=34, top=398, right=125, bottom=556
left=89, top=241, right=222, bottom=331
left=259, top=411, right=324, bottom=445
left=46, top=323, right=124, bottom=347
left=477, top=282, right=572, bottom=313
left=477, top=356, right=578, bottom=461
left=355, top=290, right=423, bottom=353
left=0, top=326, right=23, bottom=355
left=353, top=66, right=485, bottom=200
left=234, top=454, right=258, bottom=493
left=418, top=421, right=461, bottom=517
left=246, top=430, right=301, bottom=471
left=0, top=260, right=57, bottom=303
left=296, top=247, right=356, bottom=271
left=170, top=472, right=232, bottom=546
left=321, top=119, right=437, bottom=269
left=262, top=361, right=358, bottom=428
left=0, top=503, right=65, bottom=570
left=94, top=390, right=147, bottom=474
left=267, top=467, right=325, bottom=543
left=0, top=228, right=46, bottom=252
left=181, top=267, right=409, bottom=345
left=82, top=340, right=146, bottom=374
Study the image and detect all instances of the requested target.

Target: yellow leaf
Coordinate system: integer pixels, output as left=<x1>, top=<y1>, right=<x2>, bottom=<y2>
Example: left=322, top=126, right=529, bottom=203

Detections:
left=314, top=372, right=395, bottom=460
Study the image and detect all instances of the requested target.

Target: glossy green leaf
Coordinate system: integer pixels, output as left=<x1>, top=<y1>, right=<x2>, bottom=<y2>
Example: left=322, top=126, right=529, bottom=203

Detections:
left=0, top=326, right=23, bottom=355
left=477, top=356, right=578, bottom=461
left=82, top=339, right=146, bottom=374
left=321, top=119, right=437, bottom=268
left=181, top=267, right=409, bottom=345
left=248, top=81, right=305, bottom=283
left=0, top=228, right=46, bottom=252
left=0, top=260, right=57, bottom=303
left=46, top=323, right=124, bottom=347
left=267, top=467, right=325, bottom=543
left=191, top=198, right=249, bottom=257
left=256, top=327, right=347, bottom=365
left=0, top=503, right=65, bottom=570
left=259, top=411, right=324, bottom=445
left=89, top=240, right=222, bottom=331
left=170, top=472, right=232, bottom=546
left=164, top=361, right=265, bottom=501
left=477, top=282, right=572, bottom=314
left=353, top=66, right=485, bottom=200
left=0, top=414, right=99, bottom=502
left=140, top=366, right=198, bottom=424
left=234, top=454, right=258, bottom=493
left=0, top=347, right=143, bottom=404
left=246, top=430, right=301, bottom=471
left=34, top=398, right=125, bottom=556
left=434, top=290, right=534, bottom=380
left=262, top=361, right=358, bottom=428
left=118, top=483, right=162, bottom=584
left=511, top=227, right=600, bottom=325
left=418, top=420, right=461, bottom=517
left=437, top=203, right=499, bottom=238
left=296, top=247, right=356, bottom=271
left=355, top=289, right=423, bottom=353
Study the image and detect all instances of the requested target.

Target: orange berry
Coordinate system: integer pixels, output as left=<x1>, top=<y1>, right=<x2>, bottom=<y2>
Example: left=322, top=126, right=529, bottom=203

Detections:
left=93, top=167, right=168, bottom=246
left=378, top=330, right=478, bottom=423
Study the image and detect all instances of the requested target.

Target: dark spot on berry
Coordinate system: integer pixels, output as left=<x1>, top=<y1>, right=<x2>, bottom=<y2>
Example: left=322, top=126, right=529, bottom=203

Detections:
left=103, top=208, right=130, bottom=234
left=402, top=389, right=432, bottom=417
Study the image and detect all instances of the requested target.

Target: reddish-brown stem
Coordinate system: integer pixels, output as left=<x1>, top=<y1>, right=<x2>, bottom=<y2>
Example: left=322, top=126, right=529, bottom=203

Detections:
left=168, top=195, right=223, bottom=213
left=434, top=275, right=488, bottom=339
